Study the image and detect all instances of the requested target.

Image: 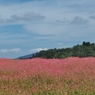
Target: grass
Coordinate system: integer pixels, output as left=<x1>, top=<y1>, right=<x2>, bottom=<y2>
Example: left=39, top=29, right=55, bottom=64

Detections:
left=0, top=57, right=95, bottom=95
left=0, top=73, right=95, bottom=95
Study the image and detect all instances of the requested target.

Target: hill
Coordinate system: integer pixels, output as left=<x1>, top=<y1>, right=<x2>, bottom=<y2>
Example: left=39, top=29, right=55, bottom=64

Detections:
left=16, top=54, right=34, bottom=59
left=17, top=41, right=95, bottom=59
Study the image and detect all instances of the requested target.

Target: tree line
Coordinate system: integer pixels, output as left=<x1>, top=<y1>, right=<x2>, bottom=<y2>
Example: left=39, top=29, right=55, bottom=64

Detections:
left=32, top=41, right=95, bottom=59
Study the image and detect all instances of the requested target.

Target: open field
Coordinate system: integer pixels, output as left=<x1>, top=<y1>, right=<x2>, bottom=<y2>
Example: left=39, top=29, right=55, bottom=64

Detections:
left=0, top=57, right=95, bottom=95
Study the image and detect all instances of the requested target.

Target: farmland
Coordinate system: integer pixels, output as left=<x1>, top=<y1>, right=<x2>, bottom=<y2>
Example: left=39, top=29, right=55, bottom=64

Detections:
left=0, top=57, right=95, bottom=95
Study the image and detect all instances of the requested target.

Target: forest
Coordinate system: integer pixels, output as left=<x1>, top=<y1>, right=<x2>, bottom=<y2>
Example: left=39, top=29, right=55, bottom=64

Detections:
left=32, top=41, right=95, bottom=59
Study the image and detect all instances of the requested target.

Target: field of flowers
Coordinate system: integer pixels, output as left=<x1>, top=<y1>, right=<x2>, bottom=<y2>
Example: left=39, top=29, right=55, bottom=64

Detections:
left=0, top=57, right=95, bottom=95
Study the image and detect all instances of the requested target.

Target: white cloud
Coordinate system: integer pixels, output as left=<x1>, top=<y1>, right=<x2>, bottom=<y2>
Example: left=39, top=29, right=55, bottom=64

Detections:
left=7, top=12, right=45, bottom=22
left=0, top=12, right=45, bottom=25
left=29, top=48, right=48, bottom=53
left=11, top=48, right=21, bottom=52
left=56, top=43, right=65, bottom=48
left=0, top=48, right=21, bottom=53
left=0, top=0, right=91, bottom=25
left=89, top=15, right=95, bottom=20
left=70, top=16, right=89, bottom=25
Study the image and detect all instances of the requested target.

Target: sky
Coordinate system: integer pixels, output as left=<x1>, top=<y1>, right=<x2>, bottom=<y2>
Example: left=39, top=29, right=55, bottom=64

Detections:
left=0, top=0, right=95, bottom=58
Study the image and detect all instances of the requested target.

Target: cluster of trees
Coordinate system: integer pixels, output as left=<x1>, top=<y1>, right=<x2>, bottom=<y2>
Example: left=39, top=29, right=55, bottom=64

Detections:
left=32, top=42, right=95, bottom=59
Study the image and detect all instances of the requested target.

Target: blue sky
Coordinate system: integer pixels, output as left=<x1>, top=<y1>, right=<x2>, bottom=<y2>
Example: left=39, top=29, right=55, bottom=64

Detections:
left=0, top=0, right=95, bottom=58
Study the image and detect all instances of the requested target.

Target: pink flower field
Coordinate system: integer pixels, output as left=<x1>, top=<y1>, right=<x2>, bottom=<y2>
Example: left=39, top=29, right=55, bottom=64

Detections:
left=0, top=57, right=95, bottom=95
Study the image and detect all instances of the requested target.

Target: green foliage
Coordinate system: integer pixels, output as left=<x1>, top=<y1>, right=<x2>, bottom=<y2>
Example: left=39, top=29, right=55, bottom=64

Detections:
left=32, top=41, right=95, bottom=59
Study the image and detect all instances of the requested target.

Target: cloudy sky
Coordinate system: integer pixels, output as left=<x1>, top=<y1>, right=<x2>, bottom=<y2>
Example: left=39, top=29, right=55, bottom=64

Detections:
left=0, top=0, right=95, bottom=58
